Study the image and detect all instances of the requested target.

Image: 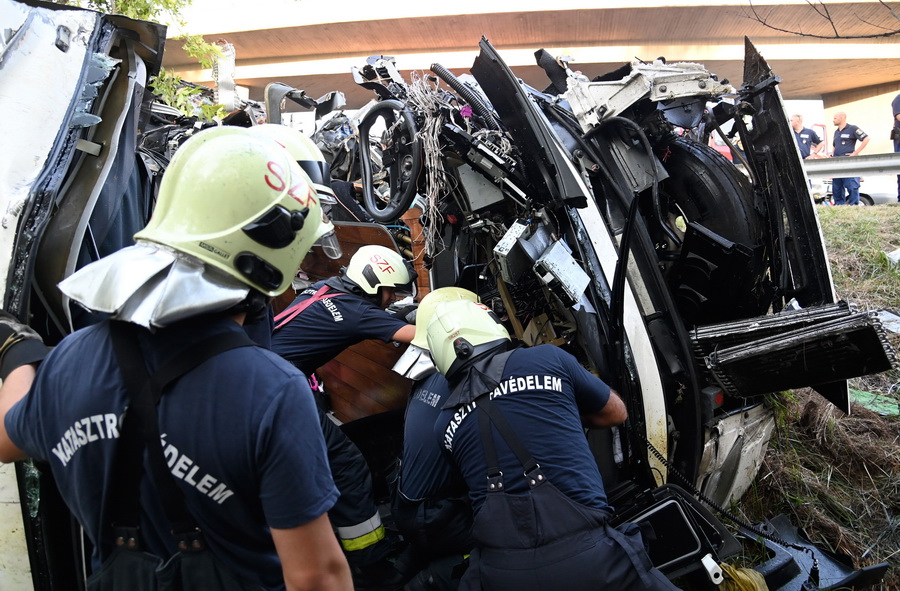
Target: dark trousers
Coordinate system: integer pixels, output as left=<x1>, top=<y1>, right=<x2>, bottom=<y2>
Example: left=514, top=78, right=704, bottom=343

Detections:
left=319, top=412, right=393, bottom=567
left=894, top=138, right=899, bottom=201
left=460, top=478, right=680, bottom=591
left=832, top=176, right=860, bottom=205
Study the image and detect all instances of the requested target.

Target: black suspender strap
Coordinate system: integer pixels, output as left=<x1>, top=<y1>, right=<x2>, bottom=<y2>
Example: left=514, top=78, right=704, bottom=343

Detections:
left=107, top=321, right=254, bottom=544
left=477, top=407, right=501, bottom=478
left=475, top=394, right=542, bottom=489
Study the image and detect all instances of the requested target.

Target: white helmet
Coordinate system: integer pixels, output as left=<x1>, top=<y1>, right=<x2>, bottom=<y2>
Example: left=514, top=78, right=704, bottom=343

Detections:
left=412, top=287, right=479, bottom=349
left=345, top=245, right=416, bottom=295
left=248, top=123, right=337, bottom=201
left=135, top=126, right=333, bottom=296
left=426, top=300, right=510, bottom=377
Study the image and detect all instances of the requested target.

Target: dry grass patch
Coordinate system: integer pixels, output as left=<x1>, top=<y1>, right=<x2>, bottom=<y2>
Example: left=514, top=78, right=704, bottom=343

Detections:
left=739, top=204, right=900, bottom=589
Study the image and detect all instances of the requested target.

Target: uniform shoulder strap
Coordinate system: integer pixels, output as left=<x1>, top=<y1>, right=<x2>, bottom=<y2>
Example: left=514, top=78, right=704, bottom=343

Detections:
left=273, top=284, right=345, bottom=330
left=106, top=320, right=254, bottom=545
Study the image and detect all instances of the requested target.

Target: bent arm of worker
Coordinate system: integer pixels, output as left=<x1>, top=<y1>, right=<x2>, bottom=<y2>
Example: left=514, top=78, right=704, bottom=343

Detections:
left=853, top=136, right=870, bottom=156
left=356, top=304, right=414, bottom=345
left=559, top=349, right=627, bottom=428
left=391, top=323, right=416, bottom=344
left=273, top=513, right=353, bottom=591
left=0, top=364, right=37, bottom=463
left=582, top=389, right=627, bottom=428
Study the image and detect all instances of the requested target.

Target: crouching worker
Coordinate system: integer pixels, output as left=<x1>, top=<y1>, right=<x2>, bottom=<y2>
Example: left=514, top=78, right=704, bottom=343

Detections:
left=393, top=288, right=480, bottom=590
left=271, top=244, right=417, bottom=590
left=413, top=300, right=681, bottom=591
left=0, top=127, right=352, bottom=591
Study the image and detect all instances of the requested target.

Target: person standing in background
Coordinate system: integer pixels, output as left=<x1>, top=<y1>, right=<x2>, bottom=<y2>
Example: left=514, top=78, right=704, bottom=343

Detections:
left=790, top=114, right=823, bottom=159
left=830, top=112, right=870, bottom=205
left=892, top=93, right=900, bottom=202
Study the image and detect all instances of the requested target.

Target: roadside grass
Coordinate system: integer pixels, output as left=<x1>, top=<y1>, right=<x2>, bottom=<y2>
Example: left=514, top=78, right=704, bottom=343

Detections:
left=737, top=204, right=900, bottom=589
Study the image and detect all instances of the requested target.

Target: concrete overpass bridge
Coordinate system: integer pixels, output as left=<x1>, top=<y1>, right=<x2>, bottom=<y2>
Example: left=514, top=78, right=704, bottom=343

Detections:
left=164, top=0, right=900, bottom=153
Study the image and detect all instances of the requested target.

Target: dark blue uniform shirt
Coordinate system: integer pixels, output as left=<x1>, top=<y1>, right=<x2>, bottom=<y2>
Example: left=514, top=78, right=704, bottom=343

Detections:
left=399, top=371, right=464, bottom=501
left=6, top=318, right=337, bottom=589
left=271, top=280, right=408, bottom=374
left=892, top=94, right=900, bottom=151
left=794, top=127, right=821, bottom=158
left=420, top=345, right=612, bottom=514
left=833, top=124, right=868, bottom=157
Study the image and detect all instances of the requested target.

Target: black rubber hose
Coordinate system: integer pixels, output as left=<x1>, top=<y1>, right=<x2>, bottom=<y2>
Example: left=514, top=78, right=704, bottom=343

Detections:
left=430, top=62, right=501, bottom=131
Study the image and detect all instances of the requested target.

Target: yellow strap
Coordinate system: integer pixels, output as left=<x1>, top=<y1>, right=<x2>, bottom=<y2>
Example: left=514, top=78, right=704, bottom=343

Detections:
left=0, top=333, right=25, bottom=360
left=339, top=524, right=386, bottom=552
left=720, top=562, right=770, bottom=591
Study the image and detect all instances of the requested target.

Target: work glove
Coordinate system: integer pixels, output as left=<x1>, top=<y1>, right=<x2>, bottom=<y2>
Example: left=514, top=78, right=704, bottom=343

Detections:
left=0, top=310, right=49, bottom=381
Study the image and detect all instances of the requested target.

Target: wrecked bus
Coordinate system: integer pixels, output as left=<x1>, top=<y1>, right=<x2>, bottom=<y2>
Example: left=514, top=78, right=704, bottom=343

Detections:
left=1, top=0, right=894, bottom=588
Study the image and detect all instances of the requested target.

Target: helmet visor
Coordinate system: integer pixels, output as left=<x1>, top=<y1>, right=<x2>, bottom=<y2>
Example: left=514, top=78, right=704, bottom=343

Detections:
left=317, top=231, right=343, bottom=260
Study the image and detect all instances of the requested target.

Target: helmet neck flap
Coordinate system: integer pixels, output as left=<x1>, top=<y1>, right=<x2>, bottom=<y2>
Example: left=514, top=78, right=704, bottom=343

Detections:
left=442, top=340, right=518, bottom=409
left=59, top=242, right=252, bottom=329
left=60, top=126, right=335, bottom=328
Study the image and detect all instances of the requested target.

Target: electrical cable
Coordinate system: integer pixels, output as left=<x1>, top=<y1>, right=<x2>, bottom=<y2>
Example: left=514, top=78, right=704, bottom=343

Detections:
left=430, top=62, right=501, bottom=131
left=406, top=71, right=453, bottom=259
left=639, top=432, right=820, bottom=587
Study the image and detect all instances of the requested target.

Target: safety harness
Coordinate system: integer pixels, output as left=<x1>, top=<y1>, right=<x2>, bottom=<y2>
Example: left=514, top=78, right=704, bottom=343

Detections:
left=273, top=284, right=346, bottom=330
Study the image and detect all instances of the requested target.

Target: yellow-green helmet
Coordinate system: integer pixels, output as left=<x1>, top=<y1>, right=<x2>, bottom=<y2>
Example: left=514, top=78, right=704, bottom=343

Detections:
left=426, top=300, right=510, bottom=377
left=134, top=126, right=333, bottom=296
left=250, top=124, right=343, bottom=260
left=345, top=245, right=415, bottom=295
left=412, top=287, right=479, bottom=349
left=248, top=123, right=337, bottom=201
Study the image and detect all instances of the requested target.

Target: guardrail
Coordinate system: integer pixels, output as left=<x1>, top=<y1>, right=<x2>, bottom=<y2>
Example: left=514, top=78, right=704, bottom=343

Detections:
left=802, top=152, right=900, bottom=177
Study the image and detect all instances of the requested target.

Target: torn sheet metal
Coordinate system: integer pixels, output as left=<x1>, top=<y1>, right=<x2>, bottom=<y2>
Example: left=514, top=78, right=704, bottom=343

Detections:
left=0, top=0, right=98, bottom=300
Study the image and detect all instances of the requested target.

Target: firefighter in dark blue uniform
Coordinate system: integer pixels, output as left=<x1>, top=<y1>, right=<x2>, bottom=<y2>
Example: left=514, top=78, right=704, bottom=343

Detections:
left=407, top=300, right=680, bottom=591
left=394, top=288, right=480, bottom=590
left=0, top=127, right=353, bottom=589
left=250, top=124, right=416, bottom=589
left=271, top=244, right=417, bottom=590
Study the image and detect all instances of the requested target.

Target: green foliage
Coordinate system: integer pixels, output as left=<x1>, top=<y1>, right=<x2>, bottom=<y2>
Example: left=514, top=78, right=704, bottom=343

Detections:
left=765, top=390, right=797, bottom=431
left=50, top=0, right=191, bottom=23
left=48, top=0, right=226, bottom=122
left=198, top=102, right=227, bottom=122
left=180, top=34, right=221, bottom=69
left=150, top=68, right=226, bottom=120
left=149, top=69, right=201, bottom=116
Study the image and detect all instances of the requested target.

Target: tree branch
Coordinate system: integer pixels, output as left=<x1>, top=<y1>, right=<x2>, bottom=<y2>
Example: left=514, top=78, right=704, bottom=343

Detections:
left=744, top=0, right=900, bottom=39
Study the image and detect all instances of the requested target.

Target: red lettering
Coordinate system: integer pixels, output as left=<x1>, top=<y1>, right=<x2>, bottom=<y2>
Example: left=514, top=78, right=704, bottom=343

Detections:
left=288, top=182, right=318, bottom=207
left=265, top=161, right=286, bottom=191
left=369, top=255, right=395, bottom=274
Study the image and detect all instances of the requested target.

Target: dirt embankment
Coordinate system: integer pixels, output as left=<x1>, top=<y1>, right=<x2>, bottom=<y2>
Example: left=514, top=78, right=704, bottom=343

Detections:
left=741, top=204, right=900, bottom=590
